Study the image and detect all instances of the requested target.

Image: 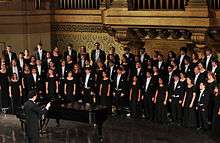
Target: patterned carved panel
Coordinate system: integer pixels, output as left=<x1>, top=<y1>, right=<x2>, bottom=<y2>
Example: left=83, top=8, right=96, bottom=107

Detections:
left=51, top=24, right=107, bottom=33
left=52, top=31, right=124, bottom=57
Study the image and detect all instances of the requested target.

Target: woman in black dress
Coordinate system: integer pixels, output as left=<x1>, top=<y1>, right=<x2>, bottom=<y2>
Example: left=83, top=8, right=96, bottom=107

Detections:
left=51, top=47, right=62, bottom=69
left=73, top=64, right=82, bottom=101
left=121, top=56, right=130, bottom=81
left=166, top=51, right=176, bottom=65
left=0, top=64, right=10, bottom=108
left=206, top=72, right=217, bottom=124
left=180, top=72, right=187, bottom=88
left=198, top=62, right=207, bottom=78
left=9, top=73, right=22, bottom=114
left=46, top=69, right=59, bottom=100
left=64, top=71, right=76, bottom=102
left=23, top=49, right=31, bottom=65
left=96, top=62, right=106, bottom=104
left=211, top=86, right=220, bottom=138
left=29, top=56, right=37, bottom=70
left=154, top=78, right=168, bottom=124
left=191, top=52, right=199, bottom=70
left=21, top=64, right=31, bottom=104
left=99, top=71, right=110, bottom=106
left=182, top=77, right=197, bottom=128
left=129, top=76, right=141, bottom=118
left=66, top=55, right=73, bottom=72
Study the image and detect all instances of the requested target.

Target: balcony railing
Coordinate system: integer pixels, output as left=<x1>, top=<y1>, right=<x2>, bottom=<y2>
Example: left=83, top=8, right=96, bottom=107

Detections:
left=56, top=0, right=105, bottom=9
left=208, top=0, right=220, bottom=9
left=128, top=0, right=187, bottom=10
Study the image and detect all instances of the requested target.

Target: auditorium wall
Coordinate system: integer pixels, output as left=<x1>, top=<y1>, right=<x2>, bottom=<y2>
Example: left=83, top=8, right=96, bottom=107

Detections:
left=0, top=33, right=51, bottom=54
left=0, top=10, right=51, bottom=54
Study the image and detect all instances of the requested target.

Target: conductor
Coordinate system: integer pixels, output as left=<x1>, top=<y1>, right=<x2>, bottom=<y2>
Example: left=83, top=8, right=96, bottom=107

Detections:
left=24, top=90, right=51, bottom=143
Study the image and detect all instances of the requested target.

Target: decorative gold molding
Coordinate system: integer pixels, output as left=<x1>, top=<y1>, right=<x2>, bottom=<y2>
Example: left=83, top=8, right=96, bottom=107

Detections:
left=51, top=23, right=107, bottom=33
left=191, top=32, right=207, bottom=44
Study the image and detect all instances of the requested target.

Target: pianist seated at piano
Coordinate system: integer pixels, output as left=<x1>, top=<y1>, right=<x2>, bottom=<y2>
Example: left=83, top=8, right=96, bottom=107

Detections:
left=24, top=90, right=51, bottom=143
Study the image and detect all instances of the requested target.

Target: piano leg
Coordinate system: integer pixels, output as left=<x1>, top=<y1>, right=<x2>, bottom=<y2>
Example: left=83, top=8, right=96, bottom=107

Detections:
left=97, top=123, right=103, bottom=143
left=40, top=118, right=50, bottom=134
left=20, top=119, right=25, bottom=132
left=56, top=118, right=60, bottom=127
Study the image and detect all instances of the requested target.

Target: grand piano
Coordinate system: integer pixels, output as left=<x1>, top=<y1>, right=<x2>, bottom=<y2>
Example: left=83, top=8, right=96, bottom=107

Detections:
left=17, top=99, right=110, bottom=142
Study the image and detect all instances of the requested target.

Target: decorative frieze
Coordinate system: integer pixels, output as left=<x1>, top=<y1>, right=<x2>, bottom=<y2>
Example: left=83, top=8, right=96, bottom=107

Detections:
left=51, top=23, right=107, bottom=33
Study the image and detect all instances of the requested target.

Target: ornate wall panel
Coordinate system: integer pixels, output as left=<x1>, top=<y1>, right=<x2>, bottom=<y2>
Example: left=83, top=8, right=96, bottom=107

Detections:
left=52, top=24, right=124, bottom=56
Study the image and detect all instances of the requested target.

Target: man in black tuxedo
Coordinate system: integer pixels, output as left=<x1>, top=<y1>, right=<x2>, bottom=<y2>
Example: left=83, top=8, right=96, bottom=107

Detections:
left=203, top=48, right=217, bottom=71
left=193, top=66, right=205, bottom=93
left=81, top=67, right=95, bottom=104
left=63, top=44, right=77, bottom=64
left=122, top=47, right=135, bottom=70
left=78, top=46, right=90, bottom=68
left=166, top=65, right=175, bottom=86
left=112, top=67, right=127, bottom=114
left=107, top=60, right=117, bottom=82
left=176, top=47, right=190, bottom=71
left=57, top=60, right=68, bottom=99
left=139, top=47, right=150, bottom=69
left=131, top=62, right=145, bottom=83
left=9, top=59, right=22, bottom=80
left=17, top=52, right=25, bottom=71
left=27, top=68, right=43, bottom=95
left=36, top=60, right=46, bottom=79
left=196, top=82, right=210, bottom=130
left=107, top=46, right=120, bottom=66
left=156, top=54, right=166, bottom=79
left=182, top=57, right=193, bottom=77
left=34, top=43, right=46, bottom=61
left=24, top=90, right=51, bottom=143
left=91, top=42, right=106, bottom=65
left=3, top=45, right=17, bottom=66
left=169, top=74, right=185, bottom=124
left=141, top=70, right=156, bottom=120
left=211, top=60, right=220, bottom=83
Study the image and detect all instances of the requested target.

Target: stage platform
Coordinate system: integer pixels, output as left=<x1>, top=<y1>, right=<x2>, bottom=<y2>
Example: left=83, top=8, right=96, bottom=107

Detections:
left=0, top=115, right=217, bottom=143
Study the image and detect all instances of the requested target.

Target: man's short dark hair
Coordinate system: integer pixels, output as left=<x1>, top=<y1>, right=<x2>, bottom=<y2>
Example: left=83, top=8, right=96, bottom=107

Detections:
left=28, top=90, right=37, bottom=99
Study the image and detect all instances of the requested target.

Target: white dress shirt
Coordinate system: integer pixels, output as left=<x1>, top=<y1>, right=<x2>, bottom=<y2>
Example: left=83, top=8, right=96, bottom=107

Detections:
left=206, top=55, right=212, bottom=69
left=194, top=73, right=200, bottom=85
left=95, top=50, right=100, bottom=61
left=68, top=49, right=72, bottom=56
left=110, top=66, right=114, bottom=79
left=116, top=74, right=121, bottom=89
left=8, top=52, right=12, bottom=63
left=140, top=54, right=144, bottom=63
left=33, top=73, right=37, bottom=82
left=179, top=55, right=185, bottom=70
left=47, top=58, right=51, bottom=65
left=145, top=77, right=151, bottom=92
left=168, top=72, right=173, bottom=84
left=12, top=66, right=18, bottom=76
left=85, top=73, right=91, bottom=88
left=198, top=89, right=205, bottom=102
left=19, top=58, right=24, bottom=69
left=180, top=55, right=184, bottom=65
left=158, top=61, right=162, bottom=69
left=185, top=64, right=189, bottom=73
left=137, top=68, right=141, bottom=76
left=37, top=65, right=41, bottom=75
left=174, top=81, right=178, bottom=90
left=38, top=49, right=43, bottom=60
left=62, top=66, right=65, bottom=77
left=212, top=65, right=217, bottom=73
